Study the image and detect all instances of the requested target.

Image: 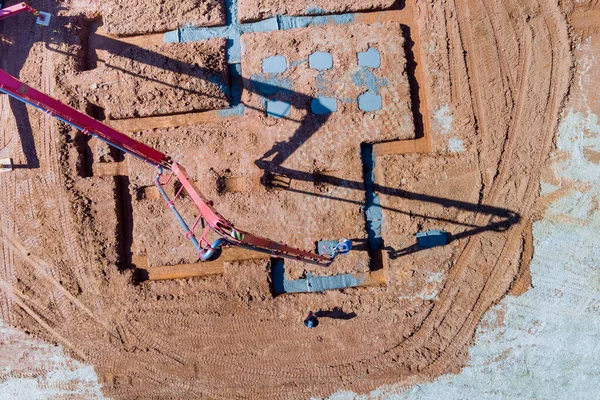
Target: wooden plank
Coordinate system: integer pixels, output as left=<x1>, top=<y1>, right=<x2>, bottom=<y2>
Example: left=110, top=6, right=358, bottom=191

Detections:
left=372, top=137, right=431, bottom=156
left=108, top=110, right=226, bottom=132
left=137, top=247, right=270, bottom=281
left=107, top=33, right=165, bottom=48
left=144, top=261, right=225, bottom=281
left=353, top=9, right=414, bottom=26
left=89, top=26, right=165, bottom=50
left=358, top=270, right=388, bottom=287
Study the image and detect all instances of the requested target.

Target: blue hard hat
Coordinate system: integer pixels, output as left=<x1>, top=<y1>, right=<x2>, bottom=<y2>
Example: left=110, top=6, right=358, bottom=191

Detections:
left=304, top=315, right=318, bottom=328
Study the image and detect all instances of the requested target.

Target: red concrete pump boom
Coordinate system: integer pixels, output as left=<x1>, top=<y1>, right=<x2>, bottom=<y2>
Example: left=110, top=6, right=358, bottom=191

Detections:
left=0, top=5, right=351, bottom=267
left=0, top=2, right=50, bottom=24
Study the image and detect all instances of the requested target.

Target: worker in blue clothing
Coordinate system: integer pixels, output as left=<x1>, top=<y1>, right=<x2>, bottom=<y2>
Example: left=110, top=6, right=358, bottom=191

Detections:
left=304, top=311, right=319, bottom=328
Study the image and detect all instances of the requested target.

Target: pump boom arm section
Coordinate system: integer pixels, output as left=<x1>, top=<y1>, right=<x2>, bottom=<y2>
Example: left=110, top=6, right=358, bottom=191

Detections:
left=0, top=70, right=170, bottom=167
left=0, top=3, right=38, bottom=20
left=0, top=67, right=350, bottom=267
left=0, top=2, right=51, bottom=25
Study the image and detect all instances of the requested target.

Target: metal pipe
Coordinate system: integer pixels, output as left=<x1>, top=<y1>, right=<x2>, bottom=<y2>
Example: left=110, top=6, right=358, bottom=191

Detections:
left=200, top=237, right=228, bottom=261
left=154, top=173, right=228, bottom=261
left=154, top=174, right=203, bottom=253
left=233, top=242, right=332, bottom=267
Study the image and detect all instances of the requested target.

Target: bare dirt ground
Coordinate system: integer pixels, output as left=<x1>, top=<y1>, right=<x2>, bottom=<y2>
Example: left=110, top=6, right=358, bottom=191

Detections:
left=0, top=0, right=588, bottom=398
left=238, top=0, right=395, bottom=22
left=101, top=0, right=226, bottom=36
left=76, top=37, right=230, bottom=119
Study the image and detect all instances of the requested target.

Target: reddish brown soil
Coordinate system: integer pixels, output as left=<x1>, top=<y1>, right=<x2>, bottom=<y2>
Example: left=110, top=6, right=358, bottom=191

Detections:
left=238, top=0, right=396, bottom=22
left=74, top=39, right=230, bottom=119
left=0, top=0, right=579, bottom=398
left=102, top=0, right=226, bottom=36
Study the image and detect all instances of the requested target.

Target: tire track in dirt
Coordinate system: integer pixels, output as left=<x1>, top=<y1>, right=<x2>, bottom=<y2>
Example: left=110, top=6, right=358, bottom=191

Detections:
left=0, top=199, right=16, bottom=324
left=481, top=28, right=533, bottom=214
left=442, top=8, right=458, bottom=106
left=420, top=12, right=531, bottom=320
left=439, top=0, right=530, bottom=278
left=338, top=0, right=570, bottom=388
left=480, top=0, right=519, bottom=87
left=1, top=229, right=114, bottom=332
left=0, top=17, right=37, bottom=325
left=449, top=0, right=490, bottom=192
left=125, top=298, right=427, bottom=392
left=141, top=312, right=353, bottom=379
left=36, top=11, right=97, bottom=299
left=0, top=2, right=117, bottom=371
left=394, top=0, right=529, bottom=351
left=139, top=295, right=422, bottom=396
left=0, top=279, right=87, bottom=360
left=0, top=6, right=41, bottom=328
left=421, top=0, right=572, bottom=376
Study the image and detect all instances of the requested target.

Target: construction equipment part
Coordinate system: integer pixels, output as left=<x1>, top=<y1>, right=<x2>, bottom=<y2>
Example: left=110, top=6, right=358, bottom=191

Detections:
left=0, top=2, right=50, bottom=25
left=0, top=5, right=352, bottom=267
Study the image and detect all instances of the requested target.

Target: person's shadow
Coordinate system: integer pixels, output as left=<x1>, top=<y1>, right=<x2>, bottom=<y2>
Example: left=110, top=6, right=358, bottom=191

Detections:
left=315, top=307, right=356, bottom=320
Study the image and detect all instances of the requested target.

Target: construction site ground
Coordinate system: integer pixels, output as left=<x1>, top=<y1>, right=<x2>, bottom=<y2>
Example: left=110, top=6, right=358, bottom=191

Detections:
left=0, top=0, right=599, bottom=399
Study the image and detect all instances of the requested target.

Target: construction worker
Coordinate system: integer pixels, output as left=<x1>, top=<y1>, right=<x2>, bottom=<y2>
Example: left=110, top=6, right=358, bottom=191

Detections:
left=304, top=311, right=319, bottom=328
